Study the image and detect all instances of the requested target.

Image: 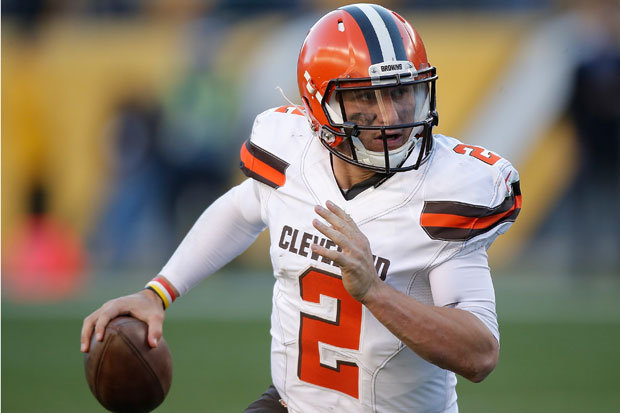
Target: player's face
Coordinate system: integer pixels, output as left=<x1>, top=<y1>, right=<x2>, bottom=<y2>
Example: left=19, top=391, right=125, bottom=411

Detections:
left=340, top=85, right=416, bottom=152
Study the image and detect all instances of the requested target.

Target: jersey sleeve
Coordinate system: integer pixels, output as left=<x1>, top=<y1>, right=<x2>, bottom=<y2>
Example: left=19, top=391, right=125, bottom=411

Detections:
left=429, top=247, right=499, bottom=342
left=421, top=140, right=522, bottom=255
left=239, top=106, right=309, bottom=189
left=240, top=137, right=289, bottom=189
left=158, top=178, right=267, bottom=297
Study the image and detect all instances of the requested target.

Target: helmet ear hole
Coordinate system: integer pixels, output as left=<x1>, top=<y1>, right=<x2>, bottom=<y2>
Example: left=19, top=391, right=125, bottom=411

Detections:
left=337, top=19, right=345, bottom=32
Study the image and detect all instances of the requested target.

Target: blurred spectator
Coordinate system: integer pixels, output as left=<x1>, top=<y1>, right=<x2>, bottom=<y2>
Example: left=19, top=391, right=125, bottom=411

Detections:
left=91, top=19, right=242, bottom=268
left=157, top=17, right=240, bottom=234
left=82, top=0, right=142, bottom=17
left=90, top=94, right=171, bottom=268
left=567, top=0, right=620, bottom=273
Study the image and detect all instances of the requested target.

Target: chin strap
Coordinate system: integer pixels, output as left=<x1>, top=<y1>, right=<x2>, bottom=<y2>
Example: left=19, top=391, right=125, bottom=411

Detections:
left=350, top=133, right=414, bottom=170
left=413, top=122, right=433, bottom=169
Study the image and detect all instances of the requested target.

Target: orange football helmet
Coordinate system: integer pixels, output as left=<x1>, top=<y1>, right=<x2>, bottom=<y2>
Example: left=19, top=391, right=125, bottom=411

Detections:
left=297, top=4, right=438, bottom=173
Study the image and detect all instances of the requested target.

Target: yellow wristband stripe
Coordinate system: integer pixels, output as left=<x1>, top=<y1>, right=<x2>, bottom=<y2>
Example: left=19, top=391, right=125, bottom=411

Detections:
left=145, top=280, right=172, bottom=309
left=147, top=283, right=170, bottom=309
left=145, top=286, right=166, bottom=310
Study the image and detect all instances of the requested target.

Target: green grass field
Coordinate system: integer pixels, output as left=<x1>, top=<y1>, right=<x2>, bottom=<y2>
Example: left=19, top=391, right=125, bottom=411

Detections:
left=3, top=270, right=620, bottom=412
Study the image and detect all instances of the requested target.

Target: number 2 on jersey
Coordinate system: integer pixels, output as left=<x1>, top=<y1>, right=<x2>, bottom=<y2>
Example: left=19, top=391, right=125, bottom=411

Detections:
left=453, top=144, right=502, bottom=165
left=298, top=268, right=362, bottom=399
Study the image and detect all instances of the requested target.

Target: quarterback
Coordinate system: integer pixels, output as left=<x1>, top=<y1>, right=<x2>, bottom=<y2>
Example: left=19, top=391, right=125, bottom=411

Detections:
left=81, top=4, right=521, bottom=412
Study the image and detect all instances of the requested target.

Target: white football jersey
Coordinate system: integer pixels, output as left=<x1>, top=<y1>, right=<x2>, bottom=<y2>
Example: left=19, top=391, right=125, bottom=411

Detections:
left=233, top=106, right=521, bottom=413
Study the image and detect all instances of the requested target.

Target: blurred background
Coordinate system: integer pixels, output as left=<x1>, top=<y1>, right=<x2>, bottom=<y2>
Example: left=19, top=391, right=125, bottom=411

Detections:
left=2, top=0, right=619, bottom=412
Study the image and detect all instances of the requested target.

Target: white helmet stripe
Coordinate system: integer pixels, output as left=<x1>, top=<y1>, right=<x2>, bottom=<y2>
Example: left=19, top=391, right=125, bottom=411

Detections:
left=356, top=4, right=397, bottom=62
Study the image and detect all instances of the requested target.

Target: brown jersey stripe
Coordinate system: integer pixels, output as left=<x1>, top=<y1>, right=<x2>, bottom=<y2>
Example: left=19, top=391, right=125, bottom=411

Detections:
left=422, top=204, right=520, bottom=241
left=421, top=182, right=521, bottom=241
left=421, top=194, right=521, bottom=230
left=240, top=139, right=289, bottom=188
left=423, top=182, right=521, bottom=217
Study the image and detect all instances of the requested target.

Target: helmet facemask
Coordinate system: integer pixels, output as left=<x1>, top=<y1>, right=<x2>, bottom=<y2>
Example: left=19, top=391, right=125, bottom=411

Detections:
left=319, top=66, right=438, bottom=174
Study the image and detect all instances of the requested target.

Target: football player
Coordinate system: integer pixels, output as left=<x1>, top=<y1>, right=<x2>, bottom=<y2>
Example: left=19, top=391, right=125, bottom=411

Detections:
left=81, top=4, right=521, bottom=412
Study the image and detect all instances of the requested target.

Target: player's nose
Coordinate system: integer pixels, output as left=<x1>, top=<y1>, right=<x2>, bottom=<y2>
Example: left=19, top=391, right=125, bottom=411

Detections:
left=377, top=96, right=400, bottom=126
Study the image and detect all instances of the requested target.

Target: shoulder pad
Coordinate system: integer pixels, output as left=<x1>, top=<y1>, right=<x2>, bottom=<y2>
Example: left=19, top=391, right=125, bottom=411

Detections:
left=273, top=105, right=306, bottom=116
left=239, top=107, right=310, bottom=188
left=420, top=135, right=522, bottom=242
left=240, top=139, right=289, bottom=189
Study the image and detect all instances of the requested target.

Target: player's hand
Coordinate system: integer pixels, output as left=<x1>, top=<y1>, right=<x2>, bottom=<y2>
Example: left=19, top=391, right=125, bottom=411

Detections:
left=311, top=200, right=381, bottom=302
left=80, top=289, right=165, bottom=353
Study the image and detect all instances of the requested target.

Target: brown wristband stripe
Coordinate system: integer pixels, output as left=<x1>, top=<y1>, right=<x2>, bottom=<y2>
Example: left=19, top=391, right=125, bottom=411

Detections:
left=145, top=276, right=177, bottom=310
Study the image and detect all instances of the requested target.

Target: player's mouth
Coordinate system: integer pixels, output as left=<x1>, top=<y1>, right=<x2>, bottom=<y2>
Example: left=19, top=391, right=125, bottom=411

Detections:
left=374, top=133, right=405, bottom=150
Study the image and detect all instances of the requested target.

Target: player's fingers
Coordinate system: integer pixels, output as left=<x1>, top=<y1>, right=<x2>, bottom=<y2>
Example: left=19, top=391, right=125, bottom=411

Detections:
left=310, top=242, right=347, bottom=267
left=323, top=202, right=372, bottom=252
left=93, top=305, right=119, bottom=343
left=314, top=208, right=370, bottom=255
left=318, top=202, right=364, bottom=241
left=325, top=200, right=356, bottom=225
left=312, top=218, right=350, bottom=249
left=80, top=314, right=97, bottom=353
left=314, top=204, right=349, bottom=232
left=146, top=313, right=164, bottom=348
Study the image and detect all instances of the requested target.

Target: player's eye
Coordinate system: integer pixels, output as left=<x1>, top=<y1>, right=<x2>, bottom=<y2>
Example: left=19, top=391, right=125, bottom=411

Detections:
left=349, top=112, right=377, bottom=125
left=355, top=90, right=376, bottom=103
left=389, top=86, right=408, bottom=101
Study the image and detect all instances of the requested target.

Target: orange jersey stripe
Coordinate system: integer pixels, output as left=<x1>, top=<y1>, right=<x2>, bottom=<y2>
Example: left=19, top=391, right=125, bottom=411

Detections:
left=275, top=105, right=304, bottom=116
left=240, top=143, right=286, bottom=187
left=421, top=194, right=522, bottom=230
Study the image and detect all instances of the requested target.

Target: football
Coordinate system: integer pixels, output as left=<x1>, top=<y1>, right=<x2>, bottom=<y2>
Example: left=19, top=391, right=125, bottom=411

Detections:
left=84, top=316, right=173, bottom=413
